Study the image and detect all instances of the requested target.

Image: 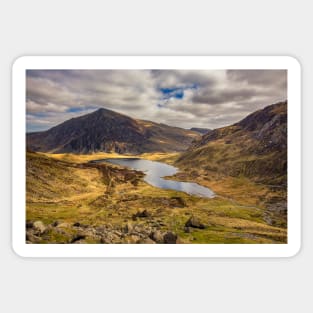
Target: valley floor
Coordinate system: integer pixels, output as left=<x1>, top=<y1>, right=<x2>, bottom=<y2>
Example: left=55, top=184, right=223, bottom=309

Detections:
left=26, top=151, right=287, bottom=244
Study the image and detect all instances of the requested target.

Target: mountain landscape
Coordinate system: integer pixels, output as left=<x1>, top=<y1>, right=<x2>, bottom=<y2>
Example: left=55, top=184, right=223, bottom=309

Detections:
left=26, top=101, right=288, bottom=244
left=25, top=69, right=289, bottom=244
left=27, top=108, right=199, bottom=154
left=176, top=101, right=287, bottom=185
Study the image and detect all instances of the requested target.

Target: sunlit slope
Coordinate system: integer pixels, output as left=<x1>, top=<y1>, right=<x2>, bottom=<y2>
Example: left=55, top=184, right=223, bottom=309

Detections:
left=176, top=101, right=287, bottom=185
left=26, top=151, right=287, bottom=244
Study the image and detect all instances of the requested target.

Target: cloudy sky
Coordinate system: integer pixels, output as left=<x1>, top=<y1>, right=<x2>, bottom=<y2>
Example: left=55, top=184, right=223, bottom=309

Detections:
left=26, top=69, right=287, bottom=132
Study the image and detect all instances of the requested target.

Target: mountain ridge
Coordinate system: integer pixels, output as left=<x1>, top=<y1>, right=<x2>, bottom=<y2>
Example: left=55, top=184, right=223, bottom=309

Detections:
left=27, top=107, right=199, bottom=154
left=190, top=127, right=212, bottom=135
left=176, top=101, right=287, bottom=185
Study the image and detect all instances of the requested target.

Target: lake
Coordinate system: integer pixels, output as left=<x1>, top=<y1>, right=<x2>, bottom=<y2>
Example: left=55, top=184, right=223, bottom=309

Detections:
left=91, top=158, right=215, bottom=198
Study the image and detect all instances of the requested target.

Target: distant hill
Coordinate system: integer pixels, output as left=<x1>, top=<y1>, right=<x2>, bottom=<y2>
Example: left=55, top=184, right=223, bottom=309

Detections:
left=176, top=101, right=287, bottom=185
left=190, top=127, right=212, bottom=135
left=27, top=108, right=199, bottom=154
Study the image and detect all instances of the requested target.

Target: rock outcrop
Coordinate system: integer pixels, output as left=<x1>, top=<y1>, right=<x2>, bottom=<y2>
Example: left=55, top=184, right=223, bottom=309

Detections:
left=26, top=220, right=181, bottom=244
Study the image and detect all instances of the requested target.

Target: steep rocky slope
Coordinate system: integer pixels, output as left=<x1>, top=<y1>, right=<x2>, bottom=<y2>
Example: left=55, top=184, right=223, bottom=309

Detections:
left=176, top=101, right=287, bottom=185
left=27, top=108, right=199, bottom=154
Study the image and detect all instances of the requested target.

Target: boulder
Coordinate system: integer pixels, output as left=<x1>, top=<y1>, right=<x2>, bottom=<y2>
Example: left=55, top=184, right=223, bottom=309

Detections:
left=100, top=232, right=120, bottom=244
left=185, top=216, right=206, bottom=229
left=26, top=232, right=38, bottom=243
left=70, top=234, right=86, bottom=243
left=26, top=221, right=33, bottom=229
left=100, top=237, right=110, bottom=244
left=170, top=196, right=186, bottom=208
left=163, top=232, right=178, bottom=244
left=133, top=209, right=150, bottom=218
left=123, top=222, right=133, bottom=233
left=56, top=222, right=71, bottom=229
left=32, top=221, right=46, bottom=234
left=184, top=226, right=191, bottom=233
left=52, top=221, right=59, bottom=227
left=126, top=235, right=142, bottom=243
left=149, top=230, right=164, bottom=243
left=137, top=237, right=156, bottom=244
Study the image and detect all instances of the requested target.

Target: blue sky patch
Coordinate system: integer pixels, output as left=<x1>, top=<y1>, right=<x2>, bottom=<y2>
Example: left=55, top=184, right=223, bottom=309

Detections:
left=67, top=107, right=88, bottom=113
left=160, top=87, right=184, bottom=99
left=159, top=84, right=198, bottom=101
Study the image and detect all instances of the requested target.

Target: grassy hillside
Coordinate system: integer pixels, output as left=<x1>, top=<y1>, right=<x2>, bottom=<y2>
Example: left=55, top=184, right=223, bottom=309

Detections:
left=171, top=102, right=287, bottom=235
left=176, top=101, right=287, bottom=185
left=26, top=152, right=287, bottom=244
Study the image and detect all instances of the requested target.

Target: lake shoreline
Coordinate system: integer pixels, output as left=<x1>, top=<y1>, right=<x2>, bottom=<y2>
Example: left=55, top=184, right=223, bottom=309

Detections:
left=26, top=151, right=287, bottom=244
left=91, top=157, right=215, bottom=198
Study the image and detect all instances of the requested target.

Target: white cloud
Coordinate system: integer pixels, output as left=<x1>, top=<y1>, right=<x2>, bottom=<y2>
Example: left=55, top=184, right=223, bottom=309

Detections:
left=26, top=69, right=287, bottom=132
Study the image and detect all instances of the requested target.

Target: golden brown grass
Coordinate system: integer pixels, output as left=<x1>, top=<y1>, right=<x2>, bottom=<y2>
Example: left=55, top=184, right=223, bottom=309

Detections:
left=26, top=151, right=287, bottom=243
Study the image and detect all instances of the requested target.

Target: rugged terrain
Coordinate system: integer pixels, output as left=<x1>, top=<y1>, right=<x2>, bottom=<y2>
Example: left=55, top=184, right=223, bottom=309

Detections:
left=26, top=151, right=287, bottom=244
left=176, top=101, right=287, bottom=185
left=27, top=108, right=199, bottom=154
left=26, top=101, right=288, bottom=244
left=172, top=101, right=287, bottom=229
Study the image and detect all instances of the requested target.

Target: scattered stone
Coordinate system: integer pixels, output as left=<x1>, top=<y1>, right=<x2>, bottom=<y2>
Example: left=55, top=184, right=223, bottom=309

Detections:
left=125, top=235, right=141, bottom=243
left=70, top=234, right=86, bottom=243
left=100, top=232, right=120, bottom=244
left=163, top=232, right=178, bottom=244
left=123, top=222, right=133, bottom=233
left=52, top=221, right=59, bottom=227
left=54, top=228, right=67, bottom=235
left=170, top=196, right=186, bottom=208
left=75, top=222, right=89, bottom=228
left=41, top=233, right=52, bottom=241
left=100, top=237, right=110, bottom=244
left=95, top=226, right=107, bottom=234
left=151, top=222, right=161, bottom=228
left=33, top=221, right=46, bottom=234
left=57, top=222, right=71, bottom=228
left=113, top=230, right=122, bottom=237
left=184, top=226, right=191, bottom=233
left=185, top=216, right=206, bottom=229
left=137, top=237, right=156, bottom=244
left=26, top=232, right=38, bottom=242
left=133, top=209, right=150, bottom=218
left=149, top=230, right=164, bottom=243
left=84, top=228, right=97, bottom=237
left=26, top=221, right=33, bottom=229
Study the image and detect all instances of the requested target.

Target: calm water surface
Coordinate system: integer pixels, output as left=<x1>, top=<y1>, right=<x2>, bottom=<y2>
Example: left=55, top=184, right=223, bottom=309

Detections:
left=92, top=158, right=214, bottom=198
